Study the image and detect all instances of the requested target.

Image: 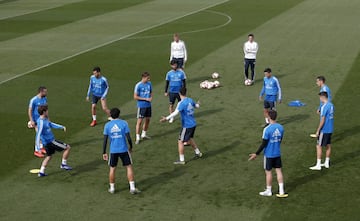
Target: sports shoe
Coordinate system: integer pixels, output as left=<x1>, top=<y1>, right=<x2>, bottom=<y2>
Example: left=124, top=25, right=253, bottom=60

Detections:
left=60, top=164, right=72, bottom=170
left=90, top=120, right=96, bottom=127
left=276, top=193, right=289, bottom=198
left=259, top=190, right=272, bottom=196
left=135, top=139, right=140, bottom=145
left=169, top=117, right=174, bottom=123
left=141, top=135, right=151, bottom=140
left=108, top=188, right=115, bottom=194
left=309, top=165, right=322, bottom=170
left=40, top=148, right=47, bottom=154
left=321, top=162, right=330, bottom=169
left=173, top=160, right=186, bottom=165
left=38, top=172, right=47, bottom=177
left=34, top=151, right=45, bottom=158
left=195, top=152, right=203, bottom=158
left=130, top=188, right=141, bottom=195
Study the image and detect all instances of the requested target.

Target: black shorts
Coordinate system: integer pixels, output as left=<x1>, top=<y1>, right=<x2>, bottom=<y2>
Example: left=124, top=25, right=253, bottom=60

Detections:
left=169, top=93, right=181, bottom=105
left=172, top=57, right=184, bottom=69
left=178, top=127, right=196, bottom=142
left=264, top=156, right=282, bottom=171
left=45, top=140, right=69, bottom=156
left=92, top=95, right=102, bottom=104
left=109, top=152, right=132, bottom=167
left=137, top=107, right=152, bottom=118
left=317, top=133, right=332, bottom=147
left=264, top=100, right=276, bottom=110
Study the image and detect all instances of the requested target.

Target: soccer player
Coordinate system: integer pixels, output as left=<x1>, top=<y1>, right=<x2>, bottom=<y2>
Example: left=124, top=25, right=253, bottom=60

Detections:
left=243, top=33, right=259, bottom=83
left=134, top=72, right=152, bottom=144
left=28, top=86, right=48, bottom=158
left=165, top=60, right=186, bottom=123
left=36, top=105, right=72, bottom=177
left=170, top=33, right=187, bottom=69
left=259, top=68, right=282, bottom=127
left=86, top=66, right=110, bottom=127
left=310, top=92, right=334, bottom=170
left=103, top=108, right=141, bottom=194
left=316, top=76, right=332, bottom=114
left=160, top=87, right=202, bottom=164
left=248, top=110, right=288, bottom=198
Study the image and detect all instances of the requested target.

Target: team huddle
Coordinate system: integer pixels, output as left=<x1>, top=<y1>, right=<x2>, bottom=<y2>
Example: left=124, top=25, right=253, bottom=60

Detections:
left=28, top=33, right=335, bottom=197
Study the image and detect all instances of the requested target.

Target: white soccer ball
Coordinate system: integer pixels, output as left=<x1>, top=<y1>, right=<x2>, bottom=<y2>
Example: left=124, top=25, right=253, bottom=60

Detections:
left=27, top=121, right=34, bottom=129
left=211, top=72, right=220, bottom=79
left=244, top=79, right=252, bottom=86
left=214, top=80, right=220, bottom=87
left=206, top=82, right=215, bottom=89
left=200, top=81, right=207, bottom=89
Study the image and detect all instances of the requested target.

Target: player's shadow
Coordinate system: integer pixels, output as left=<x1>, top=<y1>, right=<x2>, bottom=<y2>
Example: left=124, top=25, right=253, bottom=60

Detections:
left=196, top=108, right=224, bottom=118
left=70, top=159, right=104, bottom=176
left=197, top=140, right=240, bottom=160
left=187, top=76, right=212, bottom=84
left=278, top=114, right=310, bottom=125
left=69, top=137, right=101, bottom=147
left=137, top=167, right=186, bottom=191
left=332, top=125, right=360, bottom=143
left=120, top=113, right=137, bottom=120
left=253, top=73, right=287, bottom=85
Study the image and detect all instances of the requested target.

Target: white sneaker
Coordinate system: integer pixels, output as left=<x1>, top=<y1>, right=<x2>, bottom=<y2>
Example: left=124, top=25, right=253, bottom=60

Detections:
left=322, top=162, right=330, bottom=169
left=130, top=188, right=141, bottom=195
left=309, top=165, right=322, bottom=170
left=259, top=190, right=272, bottom=196
left=135, top=139, right=140, bottom=145
left=108, top=188, right=115, bottom=194
left=169, top=117, right=174, bottom=123
left=141, top=135, right=151, bottom=140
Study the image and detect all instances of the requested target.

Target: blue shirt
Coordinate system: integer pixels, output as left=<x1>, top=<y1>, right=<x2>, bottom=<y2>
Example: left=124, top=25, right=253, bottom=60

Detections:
left=176, top=97, right=197, bottom=128
left=103, top=119, right=130, bottom=153
left=29, top=95, right=47, bottom=122
left=36, top=117, right=64, bottom=148
left=166, top=69, right=186, bottom=93
left=87, top=75, right=109, bottom=98
left=319, top=85, right=332, bottom=110
left=320, top=102, right=334, bottom=133
left=134, top=81, right=152, bottom=108
left=262, top=123, right=284, bottom=158
left=260, top=76, right=282, bottom=102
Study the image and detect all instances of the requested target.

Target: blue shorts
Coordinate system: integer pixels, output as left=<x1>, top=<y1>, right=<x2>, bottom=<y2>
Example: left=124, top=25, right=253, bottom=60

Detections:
left=264, top=156, right=282, bottom=171
left=179, top=127, right=196, bottom=142
left=317, top=133, right=332, bottom=147
left=45, top=140, right=68, bottom=156
left=264, top=100, right=276, bottom=110
left=169, top=92, right=181, bottom=105
left=137, top=107, right=152, bottom=118
left=92, top=95, right=103, bottom=104
left=109, top=152, right=132, bottom=167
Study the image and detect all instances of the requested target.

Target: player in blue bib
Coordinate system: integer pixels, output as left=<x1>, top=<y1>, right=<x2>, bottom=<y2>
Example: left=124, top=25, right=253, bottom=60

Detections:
left=249, top=110, right=288, bottom=198
left=161, top=87, right=202, bottom=164
left=134, top=72, right=153, bottom=144
left=103, top=108, right=140, bottom=194
left=164, top=60, right=186, bottom=123
left=316, top=76, right=332, bottom=113
left=36, top=105, right=72, bottom=177
left=28, top=86, right=48, bottom=158
left=86, top=66, right=110, bottom=127
left=310, top=91, right=335, bottom=170
left=259, top=68, right=282, bottom=127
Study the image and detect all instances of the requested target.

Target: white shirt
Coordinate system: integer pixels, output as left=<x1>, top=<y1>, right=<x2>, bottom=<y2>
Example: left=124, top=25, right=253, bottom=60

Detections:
left=170, top=40, right=187, bottom=61
left=243, top=41, right=258, bottom=59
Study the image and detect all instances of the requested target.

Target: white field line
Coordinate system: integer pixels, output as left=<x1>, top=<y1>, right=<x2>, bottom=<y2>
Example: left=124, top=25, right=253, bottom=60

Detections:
left=0, top=0, right=229, bottom=85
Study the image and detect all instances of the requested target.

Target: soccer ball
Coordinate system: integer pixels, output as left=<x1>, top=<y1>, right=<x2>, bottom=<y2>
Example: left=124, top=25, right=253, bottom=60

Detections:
left=200, top=80, right=209, bottom=89
left=214, top=80, right=220, bottom=87
left=211, top=72, right=220, bottom=79
left=27, top=121, right=34, bottom=129
left=206, top=81, right=215, bottom=89
left=244, top=79, right=252, bottom=86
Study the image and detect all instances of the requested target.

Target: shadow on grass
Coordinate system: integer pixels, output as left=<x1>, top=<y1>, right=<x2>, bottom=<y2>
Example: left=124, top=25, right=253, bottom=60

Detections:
left=187, top=76, right=212, bottom=84
left=196, top=140, right=240, bottom=161
left=70, top=159, right=104, bottom=176
left=70, top=137, right=101, bottom=147
left=196, top=108, right=224, bottom=118
left=332, top=125, right=360, bottom=143
left=278, top=114, right=310, bottom=125
left=121, top=113, right=137, bottom=120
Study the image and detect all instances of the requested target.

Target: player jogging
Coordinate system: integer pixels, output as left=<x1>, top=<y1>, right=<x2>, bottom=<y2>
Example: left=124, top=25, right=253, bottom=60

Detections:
left=28, top=86, right=48, bottom=158
left=103, top=108, right=141, bottom=194
left=170, top=33, right=187, bottom=69
left=249, top=110, right=288, bottom=198
left=259, top=68, right=282, bottom=127
left=36, top=105, right=72, bottom=177
left=134, top=72, right=153, bottom=144
left=243, top=33, right=259, bottom=83
left=86, top=66, right=110, bottom=127
left=316, top=76, right=332, bottom=114
left=160, top=87, right=202, bottom=164
left=310, top=92, right=334, bottom=170
left=165, top=60, right=186, bottom=123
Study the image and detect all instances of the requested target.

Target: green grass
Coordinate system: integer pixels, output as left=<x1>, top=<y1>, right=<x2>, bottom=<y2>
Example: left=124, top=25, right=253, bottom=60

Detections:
left=1, top=0, right=360, bottom=220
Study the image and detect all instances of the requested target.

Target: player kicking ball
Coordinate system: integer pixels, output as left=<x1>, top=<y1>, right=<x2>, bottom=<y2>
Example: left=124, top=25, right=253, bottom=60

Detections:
left=160, top=87, right=202, bottom=164
left=103, top=108, right=140, bottom=195
left=248, top=110, right=288, bottom=198
left=36, top=105, right=72, bottom=177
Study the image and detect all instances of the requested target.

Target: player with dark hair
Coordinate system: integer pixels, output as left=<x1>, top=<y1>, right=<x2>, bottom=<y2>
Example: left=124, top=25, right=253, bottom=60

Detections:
left=259, top=68, right=282, bottom=127
left=28, top=86, right=48, bottom=158
left=164, top=60, right=186, bottom=123
left=134, top=72, right=152, bottom=144
left=243, top=33, right=259, bottom=83
left=86, top=66, right=110, bottom=127
left=316, top=76, right=332, bottom=114
left=36, top=105, right=72, bottom=177
left=310, top=92, right=335, bottom=170
left=103, top=108, right=140, bottom=194
left=160, top=87, right=202, bottom=164
left=249, top=110, right=288, bottom=198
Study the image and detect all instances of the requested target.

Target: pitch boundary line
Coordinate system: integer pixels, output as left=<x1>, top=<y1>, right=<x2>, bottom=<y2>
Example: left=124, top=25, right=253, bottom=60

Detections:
left=0, top=0, right=229, bottom=85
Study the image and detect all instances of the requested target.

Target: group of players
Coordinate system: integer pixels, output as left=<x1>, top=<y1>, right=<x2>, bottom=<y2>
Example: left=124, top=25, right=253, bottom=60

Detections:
left=28, top=33, right=335, bottom=197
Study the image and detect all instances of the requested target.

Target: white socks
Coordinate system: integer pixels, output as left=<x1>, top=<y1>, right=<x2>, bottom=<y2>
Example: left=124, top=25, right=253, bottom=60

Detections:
left=62, top=159, right=67, bottom=165
left=325, top=157, right=330, bottom=164
left=129, top=181, right=135, bottom=191
left=179, top=154, right=185, bottom=162
left=141, top=131, right=147, bottom=137
left=279, top=183, right=284, bottom=195
left=194, top=148, right=201, bottom=155
left=92, top=115, right=96, bottom=121
left=109, top=183, right=115, bottom=191
left=266, top=186, right=272, bottom=192
left=316, top=159, right=321, bottom=166
left=40, top=166, right=46, bottom=174
left=136, top=134, right=140, bottom=141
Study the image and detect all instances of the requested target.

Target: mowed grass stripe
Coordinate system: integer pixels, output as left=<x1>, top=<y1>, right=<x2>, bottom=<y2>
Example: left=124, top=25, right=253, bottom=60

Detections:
left=0, top=0, right=227, bottom=83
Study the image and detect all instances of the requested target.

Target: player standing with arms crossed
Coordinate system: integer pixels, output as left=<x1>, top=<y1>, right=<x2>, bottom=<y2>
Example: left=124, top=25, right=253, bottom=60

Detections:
left=86, top=66, right=110, bottom=127
left=134, top=72, right=153, bottom=144
left=28, top=86, right=48, bottom=158
left=249, top=110, right=288, bottom=198
left=243, top=34, right=259, bottom=84
left=316, top=76, right=332, bottom=114
left=170, top=33, right=187, bottom=69
left=103, top=108, right=140, bottom=194
left=259, top=68, right=282, bottom=127
left=165, top=60, right=186, bottom=123
left=160, top=87, right=202, bottom=164
left=310, top=92, right=334, bottom=170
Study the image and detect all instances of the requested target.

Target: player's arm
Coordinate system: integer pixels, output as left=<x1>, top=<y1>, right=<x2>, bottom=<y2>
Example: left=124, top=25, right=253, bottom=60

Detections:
left=259, top=83, right=265, bottom=100
left=49, top=122, right=66, bottom=131
left=276, top=78, right=282, bottom=103
left=102, top=135, right=109, bottom=161
left=35, top=120, right=44, bottom=150
left=170, top=43, right=173, bottom=62
left=183, top=42, right=188, bottom=62
left=243, top=43, right=247, bottom=54
left=182, top=79, right=186, bottom=89
left=86, top=78, right=92, bottom=101
left=161, top=105, right=180, bottom=122
left=126, top=133, right=133, bottom=152
left=164, top=80, right=169, bottom=96
left=101, top=79, right=109, bottom=99
left=316, top=116, right=325, bottom=136
left=28, top=107, right=34, bottom=123
left=248, top=139, right=269, bottom=161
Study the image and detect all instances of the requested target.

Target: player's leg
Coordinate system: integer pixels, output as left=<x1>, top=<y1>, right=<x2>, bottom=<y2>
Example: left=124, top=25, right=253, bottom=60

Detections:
left=135, top=108, right=144, bottom=144
left=141, top=107, right=151, bottom=139
left=109, top=167, right=116, bottom=193
left=100, top=98, right=111, bottom=118
left=38, top=143, right=55, bottom=176
left=310, top=134, right=323, bottom=170
left=174, top=128, right=187, bottom=164
left=250, top=59, right=256, bottom=82
left=90, top=95, right=98, bottom=126
left=50, top=140, right=73, bottom=170
left=244, top=59, right=249, bottom=80
left=33, top=125, right=46, bottom=158
left=188, top=127, right=202, bottom=157
left=121, top=152, right=140, bottom=194
left=274, top=157, right=287, bottom=197
left=259, top=157, right=273, bottom=196
left=168, top=94, right=176, bottom=123
left=324, top=144, right=331, bottom=168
